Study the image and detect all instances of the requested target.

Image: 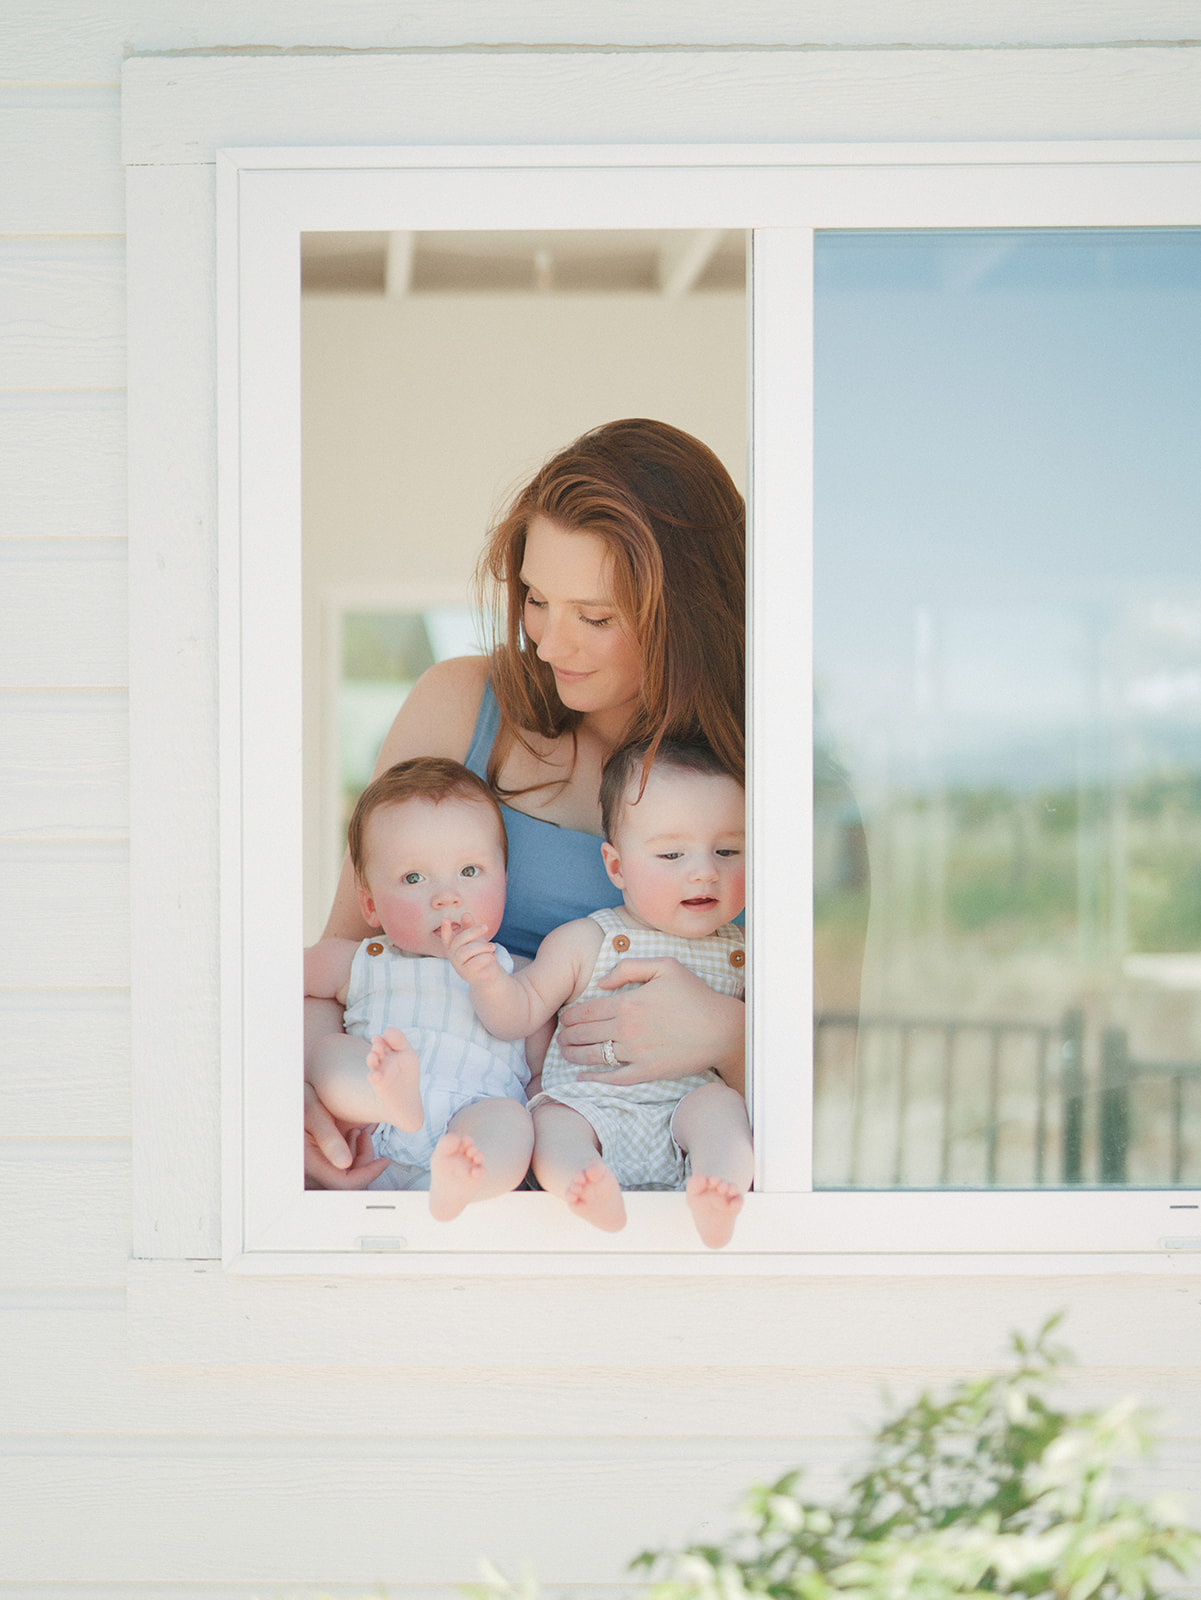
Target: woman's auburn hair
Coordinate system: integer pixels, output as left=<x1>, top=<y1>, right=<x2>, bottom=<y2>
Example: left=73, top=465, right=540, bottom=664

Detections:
left=475, top=418, right=745, bottom=793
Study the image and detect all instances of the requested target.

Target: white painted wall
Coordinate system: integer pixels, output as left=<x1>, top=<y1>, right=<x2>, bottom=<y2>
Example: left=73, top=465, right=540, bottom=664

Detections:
left=3, top=5, right=1201, bottom=1597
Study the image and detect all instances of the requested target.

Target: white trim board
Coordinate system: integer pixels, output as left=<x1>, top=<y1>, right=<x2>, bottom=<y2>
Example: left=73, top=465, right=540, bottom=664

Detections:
left=121, top=51, right=1201, bottom=166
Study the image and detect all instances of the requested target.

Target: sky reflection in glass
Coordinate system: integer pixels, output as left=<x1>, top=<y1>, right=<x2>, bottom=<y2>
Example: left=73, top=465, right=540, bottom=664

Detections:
left=812, top=230, right=1201, bottom=1190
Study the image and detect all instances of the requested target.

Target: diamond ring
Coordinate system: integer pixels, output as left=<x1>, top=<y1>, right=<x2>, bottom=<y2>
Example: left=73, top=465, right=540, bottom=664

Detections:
left=601, top=1039, right=619, bottom=1069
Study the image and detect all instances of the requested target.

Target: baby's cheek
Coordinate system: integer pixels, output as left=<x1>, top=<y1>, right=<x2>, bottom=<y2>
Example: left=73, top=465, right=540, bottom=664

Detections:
left=479, top=883, right=508, bottom=938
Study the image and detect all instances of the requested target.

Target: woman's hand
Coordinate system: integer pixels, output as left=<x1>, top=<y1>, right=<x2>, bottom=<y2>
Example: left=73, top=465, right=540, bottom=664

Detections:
left=304, top=996, right=391, bottom=1187
left=303, top=1081, right=391, bottom=1190
left=556, top=957, right=745, bottom=1095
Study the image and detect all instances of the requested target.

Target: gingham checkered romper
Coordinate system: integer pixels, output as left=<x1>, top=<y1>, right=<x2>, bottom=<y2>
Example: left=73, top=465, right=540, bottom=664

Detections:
left=530, top=907, right=746, bottom=1189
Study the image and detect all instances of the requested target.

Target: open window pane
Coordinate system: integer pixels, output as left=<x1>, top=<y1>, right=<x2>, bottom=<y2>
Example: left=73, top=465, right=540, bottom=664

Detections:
left=814, top=229, right=1201, bottom=1189
left=300, top=225, right=747, bottom=945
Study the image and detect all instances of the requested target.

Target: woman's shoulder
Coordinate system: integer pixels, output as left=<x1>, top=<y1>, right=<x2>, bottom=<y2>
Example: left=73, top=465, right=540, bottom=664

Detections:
left=419, top=654, right=491, bottom=701
left=373, top=655, right=491, bottom=771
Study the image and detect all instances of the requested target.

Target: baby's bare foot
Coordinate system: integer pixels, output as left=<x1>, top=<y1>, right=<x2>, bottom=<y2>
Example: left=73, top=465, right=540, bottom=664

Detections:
left=564, top=1160, right=626, bottom=1233
left=686, top=1173, right=745, bottom=1249
left=429, top=1131, right=487, bottom=1221
left=366, top=1028, right=423, bottom=1132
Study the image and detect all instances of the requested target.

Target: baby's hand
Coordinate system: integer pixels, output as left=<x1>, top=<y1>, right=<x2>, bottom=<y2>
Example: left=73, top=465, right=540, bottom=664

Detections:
left=443, top=911, right=503, bottom=984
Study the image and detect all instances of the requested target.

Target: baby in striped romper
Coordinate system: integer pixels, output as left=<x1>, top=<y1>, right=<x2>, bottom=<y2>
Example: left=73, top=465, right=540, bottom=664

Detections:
left=446, top=740, right=752, bottom=1248
left=304, top=758, right=535, bottom=1220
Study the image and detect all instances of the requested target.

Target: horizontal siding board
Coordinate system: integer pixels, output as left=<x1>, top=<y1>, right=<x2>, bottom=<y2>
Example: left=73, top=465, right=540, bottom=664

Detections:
left=6, top=1, right=1201, bottom=80
left=121, top=49, right=1201, bottom=163
left=0, top=1441, right=942, bottom=1584
left=0, top=690, right=128, bottom=838
left=127, top=1588, right=1189, bottom=1600
left=0, top=240, right=125, bottom=390
left=0, top=842, right=128, bottom=987
left=0, top=548, right=127, bottom=688
left=0, top=1591, right=512, bottom=1600
left=128, top=1263, right=1201, bottom=1368
left=5, top=1303, right=1201, bottom=1437
left=0, top=398, right=126, bottom=541
left=0, top=1153, right=128, bottom=1287
left=1, top=1438, right=1195, bottom=1584
left=0, top=991, right=129, bottom=1137
left=0, top=94, right=123, bottom=232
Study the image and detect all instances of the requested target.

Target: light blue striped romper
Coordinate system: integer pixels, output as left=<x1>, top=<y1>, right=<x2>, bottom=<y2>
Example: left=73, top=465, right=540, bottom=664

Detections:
left=345, top=937, right=529, bottom=1181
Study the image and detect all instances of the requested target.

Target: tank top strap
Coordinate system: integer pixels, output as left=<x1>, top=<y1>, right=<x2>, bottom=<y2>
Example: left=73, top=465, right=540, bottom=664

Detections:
left=464, top=677, right=501, bottom=781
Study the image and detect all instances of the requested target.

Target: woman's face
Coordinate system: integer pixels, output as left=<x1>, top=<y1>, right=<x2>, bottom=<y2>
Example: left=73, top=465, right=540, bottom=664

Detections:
left=520, top=515, right=643, bottom=724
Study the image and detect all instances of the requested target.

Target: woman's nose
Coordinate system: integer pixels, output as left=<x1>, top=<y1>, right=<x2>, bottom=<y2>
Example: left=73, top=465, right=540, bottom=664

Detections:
left=535, top=611, right=569, bottom=662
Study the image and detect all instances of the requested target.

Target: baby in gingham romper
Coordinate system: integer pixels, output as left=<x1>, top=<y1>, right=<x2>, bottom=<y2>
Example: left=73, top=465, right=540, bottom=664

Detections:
left=446, top=739, right=751, bottom=1248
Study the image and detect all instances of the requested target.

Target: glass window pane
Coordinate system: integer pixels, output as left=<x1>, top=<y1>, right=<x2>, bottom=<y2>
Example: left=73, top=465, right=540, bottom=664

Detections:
left=338, top=604, right=481, bottom=829
left=813, top=229, right=1201, bottom=1189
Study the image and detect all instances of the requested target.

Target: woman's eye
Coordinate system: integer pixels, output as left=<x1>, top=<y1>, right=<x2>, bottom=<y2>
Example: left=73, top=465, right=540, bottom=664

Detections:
left=582, top=614, right=612, bottom=629
left=402, top=872, right=423, bottom=885
left=524, top=594, right=546, bottom=610
left=460, top=865, right=479, bottom=878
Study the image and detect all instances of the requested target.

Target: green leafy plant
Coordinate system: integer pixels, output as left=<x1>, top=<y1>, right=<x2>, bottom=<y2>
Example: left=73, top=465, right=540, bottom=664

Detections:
left=472, top=1321, right=1198, bottom=1600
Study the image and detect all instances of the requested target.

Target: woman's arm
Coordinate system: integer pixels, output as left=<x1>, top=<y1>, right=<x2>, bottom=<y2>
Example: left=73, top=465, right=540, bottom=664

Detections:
left=303, top=938, right=358, bottom=1004
left=555, top=958, right=746, bottom=1096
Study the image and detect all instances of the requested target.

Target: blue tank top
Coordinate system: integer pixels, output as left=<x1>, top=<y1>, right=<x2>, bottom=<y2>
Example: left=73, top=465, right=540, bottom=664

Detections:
left=464, top=682, right=623, bottom=960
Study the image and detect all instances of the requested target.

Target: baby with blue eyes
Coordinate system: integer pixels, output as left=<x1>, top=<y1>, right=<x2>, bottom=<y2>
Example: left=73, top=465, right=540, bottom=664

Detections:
left=303, top=757, right=535, bottom=1220
left=445, top=739, right=753, bottom=1248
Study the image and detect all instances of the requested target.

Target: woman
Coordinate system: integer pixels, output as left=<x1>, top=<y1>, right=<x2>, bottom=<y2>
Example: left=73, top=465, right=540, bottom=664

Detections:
left=305, top=418, right=746, bottom=1188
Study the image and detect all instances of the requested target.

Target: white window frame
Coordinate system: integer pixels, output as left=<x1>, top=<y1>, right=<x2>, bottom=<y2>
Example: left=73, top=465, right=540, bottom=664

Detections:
left=215, top=142, right=1201, bottom=1274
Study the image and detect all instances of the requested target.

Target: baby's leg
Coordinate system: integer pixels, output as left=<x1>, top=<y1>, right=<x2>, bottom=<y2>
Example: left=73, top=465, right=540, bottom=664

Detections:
left=306, top=1029, right=422, bottom=1133
left=428, top=1096, right=534, bottom=1222
left=306, top=1031, right=383, bottom=1124
left=365, top=1028, right=423, bottom=1132
left=531, top=1103, right=626, bottom=1233
left=672, top=1082, right=754, bottom=1250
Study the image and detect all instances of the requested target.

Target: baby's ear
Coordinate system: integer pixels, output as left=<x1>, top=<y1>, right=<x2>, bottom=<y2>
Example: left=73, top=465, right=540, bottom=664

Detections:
left=357, top=882, right=382, bottom=928
left=600, top=840, right=625, bottom=891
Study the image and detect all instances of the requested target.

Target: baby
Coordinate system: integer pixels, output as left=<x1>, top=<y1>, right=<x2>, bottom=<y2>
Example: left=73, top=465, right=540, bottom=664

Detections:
left=304, top=757, right=534, bottom=1219
left=447, top=740, right=752, bottom=1248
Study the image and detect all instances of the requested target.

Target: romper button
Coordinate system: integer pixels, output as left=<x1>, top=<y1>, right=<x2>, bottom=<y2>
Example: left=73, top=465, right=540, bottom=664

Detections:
left=612, top=934, right=631, bottom=953
left=366, top=942, right=385, bottom=956
left=730, top=948, right=745, bottom=968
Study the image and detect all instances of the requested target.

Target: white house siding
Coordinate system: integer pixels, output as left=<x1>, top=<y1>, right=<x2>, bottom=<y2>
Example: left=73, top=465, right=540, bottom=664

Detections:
left=3, top=5, right=1201, bottom=1597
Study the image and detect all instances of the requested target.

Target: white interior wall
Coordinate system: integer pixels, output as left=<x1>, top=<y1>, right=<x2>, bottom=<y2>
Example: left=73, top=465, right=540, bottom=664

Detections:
left=301, top=290, right=746, bottom=935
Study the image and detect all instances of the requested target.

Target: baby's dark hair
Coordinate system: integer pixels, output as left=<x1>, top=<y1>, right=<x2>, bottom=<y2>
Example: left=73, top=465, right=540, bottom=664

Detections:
left=599, top=739, right=741, bottom=844
left=348, top=757, right=507, bottom=884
